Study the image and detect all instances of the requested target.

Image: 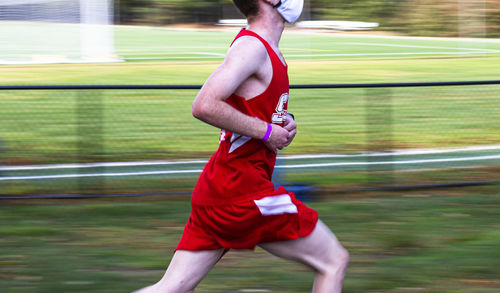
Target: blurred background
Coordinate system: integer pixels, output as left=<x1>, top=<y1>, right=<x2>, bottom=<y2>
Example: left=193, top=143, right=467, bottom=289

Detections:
left=0, top=0, right=499, bottom=292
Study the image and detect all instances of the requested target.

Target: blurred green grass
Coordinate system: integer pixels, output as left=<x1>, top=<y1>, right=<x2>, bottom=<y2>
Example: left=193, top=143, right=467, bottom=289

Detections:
left=1, top=86, right=499, bottom=165
left=1, top=187, right=499, bottom=292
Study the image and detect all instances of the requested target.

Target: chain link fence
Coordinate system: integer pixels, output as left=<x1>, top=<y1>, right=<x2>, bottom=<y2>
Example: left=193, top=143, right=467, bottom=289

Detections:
left=1, top=81, right=499, bottom=198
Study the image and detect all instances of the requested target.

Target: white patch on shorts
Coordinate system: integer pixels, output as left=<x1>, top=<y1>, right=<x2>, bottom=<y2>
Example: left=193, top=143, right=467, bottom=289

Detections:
left=254, top=194, right=298, bottom=216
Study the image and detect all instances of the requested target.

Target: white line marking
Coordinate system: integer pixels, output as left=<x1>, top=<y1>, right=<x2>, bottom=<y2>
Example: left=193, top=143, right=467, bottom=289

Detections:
left=277, top=155, right=500, bottom=169
left=124, top=51, right=225, bottom=60
left=286, top=51, right=497, bottom=57
left=0, top=169, right=203, bottom=181
left=340, top=42, right=500, bottom=53
left=278, top=145, right=500, bottom=160
left=123, top=52, right=225, bottom=56
left=118, top=47, right=227, bottom=52
left=290, top=30, right=500, bottom=43
left=1, top=155, right=499, bottom=181
left=126, top=56, right=222, bottom=60
left=0, top=160, right=208, bottom=171
left=2, top=145, right=499, bottom=171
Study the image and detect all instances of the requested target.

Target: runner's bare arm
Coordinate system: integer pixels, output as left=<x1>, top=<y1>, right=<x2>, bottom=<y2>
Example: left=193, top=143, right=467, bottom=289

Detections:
left=192, top=37, right=289, bottom=151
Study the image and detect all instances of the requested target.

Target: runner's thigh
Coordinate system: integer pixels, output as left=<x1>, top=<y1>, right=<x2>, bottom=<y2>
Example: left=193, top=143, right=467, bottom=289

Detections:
left=157, top=249, right=225, bottom=292
left=258, top=220, right=346, bottom=272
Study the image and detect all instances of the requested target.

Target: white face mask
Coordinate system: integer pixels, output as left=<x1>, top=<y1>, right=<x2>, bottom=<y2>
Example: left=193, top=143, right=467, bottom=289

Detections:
left=274, top=0, right=304, bottom=23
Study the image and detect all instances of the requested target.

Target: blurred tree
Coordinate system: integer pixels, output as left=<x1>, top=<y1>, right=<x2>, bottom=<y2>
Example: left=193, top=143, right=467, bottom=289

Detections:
left=178, top=0, right=222, bottom=23
left=310, top=0, right=403, bottom=24
left=486, top=0, right=500, bottom=37
left=393, top=0, right=459, bottom=37
left=118, top=0, right=222, bottom=25
left=115, top=0, right=499, bottom=37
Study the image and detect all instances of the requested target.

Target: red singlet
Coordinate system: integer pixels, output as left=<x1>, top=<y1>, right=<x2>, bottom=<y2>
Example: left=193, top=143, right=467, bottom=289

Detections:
left=177, top=30, right=318, bottom=251
left=191, top=29, right=290, bottom=206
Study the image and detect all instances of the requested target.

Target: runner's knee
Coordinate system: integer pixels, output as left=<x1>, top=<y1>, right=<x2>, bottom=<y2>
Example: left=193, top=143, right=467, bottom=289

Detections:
left=334, top=247, right=349, bottom=271
left=337, top=247, right=349, bottom=268
left=321, top=247, right=349, bottom=275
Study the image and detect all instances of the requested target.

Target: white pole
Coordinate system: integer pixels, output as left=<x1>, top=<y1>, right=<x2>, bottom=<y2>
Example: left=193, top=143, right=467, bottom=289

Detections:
left=80, top=0, right=117, bottom=61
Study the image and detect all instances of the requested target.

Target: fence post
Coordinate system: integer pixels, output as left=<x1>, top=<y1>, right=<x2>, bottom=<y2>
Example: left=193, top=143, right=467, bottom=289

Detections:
left=77, top=91, right=105, bottom=196
left=365, top=88, right=394, bottom=186
left=0, top=139, right=5, bottom=194
left=0, top=139, right=4, bottom=174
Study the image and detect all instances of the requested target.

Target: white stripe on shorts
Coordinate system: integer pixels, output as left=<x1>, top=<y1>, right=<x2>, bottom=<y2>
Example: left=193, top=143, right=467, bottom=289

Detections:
left=254, top=194, right=298, bottom=216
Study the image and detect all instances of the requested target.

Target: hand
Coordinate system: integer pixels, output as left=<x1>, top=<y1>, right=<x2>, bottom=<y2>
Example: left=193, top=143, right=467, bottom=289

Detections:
left=283, top=114, right=297, bottom=147
left=264, top=124, right=290, bottom=153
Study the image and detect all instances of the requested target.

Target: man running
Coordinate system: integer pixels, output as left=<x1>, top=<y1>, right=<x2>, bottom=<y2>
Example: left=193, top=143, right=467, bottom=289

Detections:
left=134, top=1, right=349, bottom=292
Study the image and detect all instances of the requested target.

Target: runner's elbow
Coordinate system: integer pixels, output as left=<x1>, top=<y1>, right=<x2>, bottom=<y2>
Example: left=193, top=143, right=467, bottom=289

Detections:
left=192, top=99, right=211, bottom=121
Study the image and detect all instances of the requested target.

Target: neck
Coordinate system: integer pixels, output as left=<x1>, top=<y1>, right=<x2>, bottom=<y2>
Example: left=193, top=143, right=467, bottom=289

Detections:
left=246, top=8, right=284, bottom=47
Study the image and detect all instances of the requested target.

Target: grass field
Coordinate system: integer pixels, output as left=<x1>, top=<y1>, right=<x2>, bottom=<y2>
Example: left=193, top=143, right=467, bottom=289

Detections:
left=1, top=187, right=500, bottom=292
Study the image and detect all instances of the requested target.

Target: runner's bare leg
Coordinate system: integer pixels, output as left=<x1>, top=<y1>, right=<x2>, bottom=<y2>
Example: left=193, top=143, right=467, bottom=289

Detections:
left=132, top=249, right=225, bottom=293
left=258, top=220, right=349, bottom=293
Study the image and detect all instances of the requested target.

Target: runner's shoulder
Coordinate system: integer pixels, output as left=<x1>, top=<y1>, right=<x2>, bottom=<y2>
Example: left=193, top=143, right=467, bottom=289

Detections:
left=226, top=35, right=268, bottom=63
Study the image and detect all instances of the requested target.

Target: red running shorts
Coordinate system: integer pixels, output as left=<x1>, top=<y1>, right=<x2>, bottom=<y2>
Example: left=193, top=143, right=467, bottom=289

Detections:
left=176, top=187, right=319, bottom=251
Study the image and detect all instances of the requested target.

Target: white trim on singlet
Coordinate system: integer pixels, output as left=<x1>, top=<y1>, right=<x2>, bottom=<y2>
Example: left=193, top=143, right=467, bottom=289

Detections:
left=229, top=134, right=252, bottom=154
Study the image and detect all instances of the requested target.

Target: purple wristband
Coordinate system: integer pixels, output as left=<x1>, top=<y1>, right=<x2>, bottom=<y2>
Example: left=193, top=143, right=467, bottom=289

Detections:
left=262, top=123, right=272, bottom=142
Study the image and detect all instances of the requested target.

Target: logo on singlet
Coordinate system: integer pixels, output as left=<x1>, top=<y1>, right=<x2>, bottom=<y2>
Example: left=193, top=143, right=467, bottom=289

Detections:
left=272, top=93, right=289, bottom=124
left=219, top=129, right=226, bottom=144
